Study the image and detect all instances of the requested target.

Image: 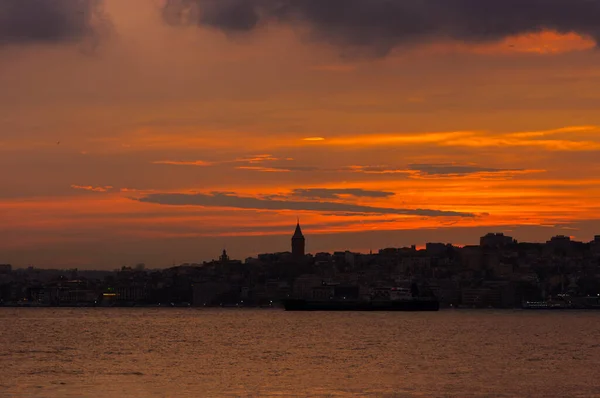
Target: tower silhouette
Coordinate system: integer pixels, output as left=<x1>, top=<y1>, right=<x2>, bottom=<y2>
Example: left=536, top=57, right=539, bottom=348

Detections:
left=219, top=249, right=229, bottom=263
left=291, top=220, right=305, bottom=257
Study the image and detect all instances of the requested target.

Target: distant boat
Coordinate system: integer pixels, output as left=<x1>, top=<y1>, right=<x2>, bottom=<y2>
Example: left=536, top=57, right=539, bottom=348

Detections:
left=283, top=297, right=439, bottom=311
left=522, top=294, right=600, bottom=310
left=283, top=285, right=440, bottom=312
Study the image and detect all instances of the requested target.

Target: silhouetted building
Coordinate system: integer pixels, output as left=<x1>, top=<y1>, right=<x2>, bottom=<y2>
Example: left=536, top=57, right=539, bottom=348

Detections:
left=292, top=221, right=305, bottom=257
left=426, top=243, right=449, bottom=257
left=546, top=235, right=572, bottom=253
left=592, top=236, right=600, bottom=256
left=219, top=249, right=230, bottom=263
left=461, top=245, right=483, bottom=270
left=192, top=281, right=230, bottom=306
left=480, top=233, right=514, bottom=248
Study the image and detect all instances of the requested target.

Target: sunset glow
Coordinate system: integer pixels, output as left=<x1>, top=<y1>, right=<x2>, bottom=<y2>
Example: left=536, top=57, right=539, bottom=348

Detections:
left=1, top=0, right=600, bottom=268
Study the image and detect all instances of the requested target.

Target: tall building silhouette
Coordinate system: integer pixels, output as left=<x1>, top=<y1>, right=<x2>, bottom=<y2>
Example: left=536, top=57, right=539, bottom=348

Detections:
left=291, top=220, right=305, bottom=257
left=219, top=249, right=229, bottom=263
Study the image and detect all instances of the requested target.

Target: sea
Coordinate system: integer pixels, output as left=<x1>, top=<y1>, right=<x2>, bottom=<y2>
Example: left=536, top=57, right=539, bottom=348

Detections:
left=1, top=308, right=599, bottom=397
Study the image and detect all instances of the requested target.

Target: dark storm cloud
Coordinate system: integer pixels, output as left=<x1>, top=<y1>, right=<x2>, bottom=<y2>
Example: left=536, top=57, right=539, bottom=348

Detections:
left=292, top=188, right=395, bottom=199
left=137, top=192, right=474, bottom=217
left=0, top=0, right=109, bottom=45
left=161, top=0, right=600, bottom=54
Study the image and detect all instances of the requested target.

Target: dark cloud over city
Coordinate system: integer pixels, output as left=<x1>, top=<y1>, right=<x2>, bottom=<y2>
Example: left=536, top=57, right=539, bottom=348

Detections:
left=137, top=191, right=474, bottom=217
left=5, top=0, right=599, bottom=54
left=162, top=0, right=600, bottom=54
left=0, top=0, right=109, bottom=45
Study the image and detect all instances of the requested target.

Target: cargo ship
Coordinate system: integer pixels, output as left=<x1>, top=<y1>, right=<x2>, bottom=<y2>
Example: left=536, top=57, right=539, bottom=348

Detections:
left=283, top=283, right=439, bottom=312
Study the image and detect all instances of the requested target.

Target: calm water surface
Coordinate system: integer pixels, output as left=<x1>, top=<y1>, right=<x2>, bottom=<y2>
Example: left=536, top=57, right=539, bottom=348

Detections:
left=1, top=309, right=599, bottom=397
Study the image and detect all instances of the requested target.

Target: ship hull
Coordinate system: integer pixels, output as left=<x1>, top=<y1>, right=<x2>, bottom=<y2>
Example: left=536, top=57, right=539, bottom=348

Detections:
left=283, top=299, right=439, bottom=312
left=522, top=305, right=600, bottom=310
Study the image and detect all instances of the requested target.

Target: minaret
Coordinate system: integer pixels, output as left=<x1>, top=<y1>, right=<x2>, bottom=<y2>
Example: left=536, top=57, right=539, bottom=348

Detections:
left=219, top=249, right=229, bottom=263
left=291, top=219, right=305, bottom=257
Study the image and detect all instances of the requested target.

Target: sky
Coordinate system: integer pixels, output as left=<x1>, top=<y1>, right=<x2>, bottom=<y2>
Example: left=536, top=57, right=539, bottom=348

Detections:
left=1, top=0, right=600, bottom=269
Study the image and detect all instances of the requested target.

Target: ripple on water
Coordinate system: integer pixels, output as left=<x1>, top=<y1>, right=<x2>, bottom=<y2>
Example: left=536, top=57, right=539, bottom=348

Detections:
left=1, top=309, right=600, bottom=397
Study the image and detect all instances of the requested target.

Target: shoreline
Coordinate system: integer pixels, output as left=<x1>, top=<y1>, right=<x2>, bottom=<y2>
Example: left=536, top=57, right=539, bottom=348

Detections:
left=2, top=305, right=600, bottom=310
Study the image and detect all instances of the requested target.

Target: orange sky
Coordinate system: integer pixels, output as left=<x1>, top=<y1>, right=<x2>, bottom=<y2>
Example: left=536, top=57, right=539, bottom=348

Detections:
left=1, top=0, right=600, bottom=268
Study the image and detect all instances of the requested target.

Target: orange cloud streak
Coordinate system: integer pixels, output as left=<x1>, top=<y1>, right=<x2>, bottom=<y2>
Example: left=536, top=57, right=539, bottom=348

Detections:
left=301, top=126, right=600, bottom=151
left=152, top=160, right=212, bottom=166
left=71, top=185, right=114, bottom=192
left=417, top=31, right=595, bottom=56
